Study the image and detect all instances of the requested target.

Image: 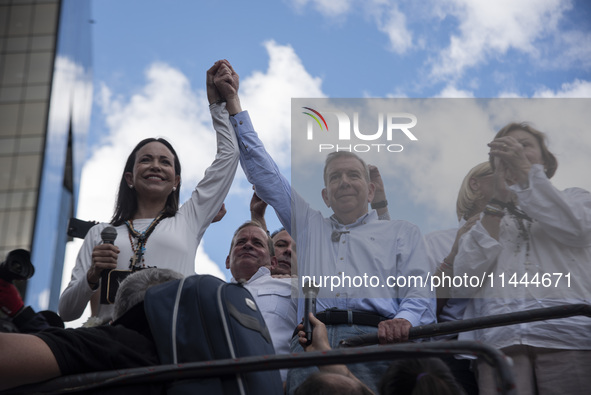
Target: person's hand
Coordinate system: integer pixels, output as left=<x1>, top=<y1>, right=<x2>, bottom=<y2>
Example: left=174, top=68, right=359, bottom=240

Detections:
left=369, top=165, right=386, bottom=203
left=250, top=190, right=268, bottom=222
left=206, top=60, right=223, bottom=105
left=0, top=278, right=24, bottom=316
left=488, top=157, right=513, bottom=203
left=212, top=203, right=227, bottom=223
left=214, top=60, right=239, bottom=101
left=87, top=243, right=119, bottom=287
left=488, top=135, right=531, bottom=188
left=297, top=313, right=331, bottom=352
left=377, top=318, right=411, bottom=344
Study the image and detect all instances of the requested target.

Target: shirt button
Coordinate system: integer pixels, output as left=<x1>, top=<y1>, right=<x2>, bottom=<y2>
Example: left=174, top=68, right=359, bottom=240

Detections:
left=340, top=257, right=344, bottom=261
left=342, top=240, right=346, bottom=244
left=239, top=120, right=243, bottom=125
left=336, top=293, right=340, bottom=297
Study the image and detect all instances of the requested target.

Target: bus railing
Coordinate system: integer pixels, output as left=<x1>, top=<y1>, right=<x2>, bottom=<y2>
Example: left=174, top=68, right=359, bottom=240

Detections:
left=8, top=303, right=591, bottom=395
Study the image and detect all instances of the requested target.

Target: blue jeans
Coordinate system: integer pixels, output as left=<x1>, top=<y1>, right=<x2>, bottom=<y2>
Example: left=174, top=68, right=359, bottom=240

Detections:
left=285, top=324, right=390, bottom=395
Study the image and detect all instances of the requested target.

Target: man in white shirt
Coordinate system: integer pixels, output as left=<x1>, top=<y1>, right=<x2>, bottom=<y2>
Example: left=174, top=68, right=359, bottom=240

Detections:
left=225, top=221, right=297, bottom=383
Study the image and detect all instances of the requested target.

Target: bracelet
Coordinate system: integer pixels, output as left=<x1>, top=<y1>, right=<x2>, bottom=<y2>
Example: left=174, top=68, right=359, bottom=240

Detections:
left=488, top=198, right=508, bottom=208
left=371, top=200, right=388, bottom=209
left=441, top=257, right=453, bottom=270
left=484, top=205, right=505, bottom=218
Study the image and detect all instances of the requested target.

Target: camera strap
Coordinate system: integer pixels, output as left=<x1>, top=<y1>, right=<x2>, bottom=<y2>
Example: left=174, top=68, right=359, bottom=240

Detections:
left=125, top=211, right=164, bottom=269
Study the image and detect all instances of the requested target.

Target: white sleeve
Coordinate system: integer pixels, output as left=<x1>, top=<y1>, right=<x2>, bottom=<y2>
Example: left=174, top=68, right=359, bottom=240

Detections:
left=58, top=224, right=105, bottom=321
left=178, top=102, right=240, bottom=241
left=511, top=164, right=591, bottom=247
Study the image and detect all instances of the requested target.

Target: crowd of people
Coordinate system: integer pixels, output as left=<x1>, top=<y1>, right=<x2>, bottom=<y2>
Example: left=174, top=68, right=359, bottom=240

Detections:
left=1, top=59, right=590, bottom=395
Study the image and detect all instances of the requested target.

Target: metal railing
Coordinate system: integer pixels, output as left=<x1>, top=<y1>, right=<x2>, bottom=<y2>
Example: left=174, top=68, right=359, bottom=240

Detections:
left=6, top=303, right=591, bottom=395
left=7, top=341, right=514, bottom=395
left=340, top=303, right=591, bottom=347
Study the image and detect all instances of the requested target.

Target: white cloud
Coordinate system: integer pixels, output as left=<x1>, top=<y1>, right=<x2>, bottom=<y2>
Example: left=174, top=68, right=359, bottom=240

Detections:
left=429, top=0, right=572, bottom=80
left=496, top=92, right=524, bottom=98
left=240, top=40, right=325, bottom=167
left=436, top=84, right=475, bottom=98
left=533, top=79, right=591, bottom=98
left=290, top=0, right=354, bottom=17
left=289, top=0, right=414, bottom=54
left=371, top=2, right=413, bottom=54
left=195, top=242, right=226, bottom=279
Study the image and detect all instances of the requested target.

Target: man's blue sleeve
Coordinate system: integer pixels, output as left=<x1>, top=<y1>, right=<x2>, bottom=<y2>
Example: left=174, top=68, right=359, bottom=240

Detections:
left=230, top=111, right=292, bottom=231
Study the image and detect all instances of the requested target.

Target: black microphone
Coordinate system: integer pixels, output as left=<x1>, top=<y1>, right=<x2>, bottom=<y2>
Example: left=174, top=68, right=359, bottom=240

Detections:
left=101, top=226, right=117, bottom=245
left=303, top=283, right=319, bottom=346
left=99, top=226, right=117, bottom=305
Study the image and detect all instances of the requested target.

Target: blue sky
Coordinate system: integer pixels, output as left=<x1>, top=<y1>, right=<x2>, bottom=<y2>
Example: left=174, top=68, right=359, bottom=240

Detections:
left=61, top=0, right=591, bottom=326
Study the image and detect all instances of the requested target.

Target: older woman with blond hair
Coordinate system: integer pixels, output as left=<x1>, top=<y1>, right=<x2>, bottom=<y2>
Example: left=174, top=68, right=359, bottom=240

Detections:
left=454, top=122, right=591, bottom=395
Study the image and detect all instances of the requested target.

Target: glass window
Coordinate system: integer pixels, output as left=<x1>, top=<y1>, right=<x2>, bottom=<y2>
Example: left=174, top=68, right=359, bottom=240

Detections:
left=18, top=136, right=44, bottom=154
left=25, top=84, right=49, bottom=101
left=13, top=153, right=41, bottom=190
left=21, top=190, right=37, bottom=210
left=0, top=138, right=16, bottom=155
left=0, top=86, right=23, bottom=102
left=0, top=156, right=14, bottom=189
left=27, top=52, right=53, bottom=84
left=21, top=102, right=47, bottom=135
left=18, top=208, right=34, bottom=245
left=0, top=190, right=37, bottom=211
left=32, top=3, right=58, bottom=35
left=4, top=209, right=30, bottom=247
left=6, top=191, right=20, bottom=210
left=8, top=5, right=32, bottom=37
left=1, top=53, right=27, bottom=85
left=5, top=37, right=29, bottom=52
left=31, top=35, right=55, bottom=51
left=0, top=211, right=7, bottom=247
left=0, top=192, right=6, bottom=210
left=8, top=191, right=26, bottom=209
left=0, top=6, right=9, bottom=33
left=0, top=104, right=20, bottom=136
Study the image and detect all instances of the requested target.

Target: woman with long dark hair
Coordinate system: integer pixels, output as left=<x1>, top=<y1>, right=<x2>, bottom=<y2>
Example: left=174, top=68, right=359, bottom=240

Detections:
left=59, top=61, right=239, bottom=324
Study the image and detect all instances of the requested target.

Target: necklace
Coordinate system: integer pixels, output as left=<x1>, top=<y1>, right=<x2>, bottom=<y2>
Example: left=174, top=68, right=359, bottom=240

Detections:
left=506, top=202, right=533, bottom=263
left=124, top=212, right=164, bottom=269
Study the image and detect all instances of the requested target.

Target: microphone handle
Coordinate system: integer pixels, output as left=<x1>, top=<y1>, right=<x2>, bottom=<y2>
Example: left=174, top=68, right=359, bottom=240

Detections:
left=99, top=237, right=115, bottom=304
left=303, top=296, right=316, bottom=346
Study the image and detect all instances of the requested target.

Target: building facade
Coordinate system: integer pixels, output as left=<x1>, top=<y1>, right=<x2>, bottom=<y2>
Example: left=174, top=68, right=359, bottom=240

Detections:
left=0, top=0, right=92, bottom=311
